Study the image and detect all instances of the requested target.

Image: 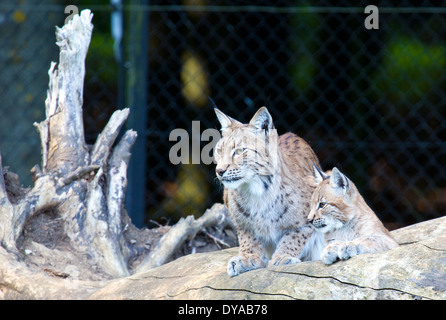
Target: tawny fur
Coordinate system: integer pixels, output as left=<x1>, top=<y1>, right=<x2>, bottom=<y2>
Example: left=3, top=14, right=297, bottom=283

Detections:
left=308, top=166, right=399, bottom=265
left=214, top=106, right=324, bottom=276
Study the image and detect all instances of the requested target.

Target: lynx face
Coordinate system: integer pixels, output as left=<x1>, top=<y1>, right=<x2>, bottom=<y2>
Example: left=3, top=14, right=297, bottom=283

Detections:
left=307, top=167, right=352, bottom=234
left=308, top=166, right=399, bottom=264
left=214, top=107, right=279, bottom=192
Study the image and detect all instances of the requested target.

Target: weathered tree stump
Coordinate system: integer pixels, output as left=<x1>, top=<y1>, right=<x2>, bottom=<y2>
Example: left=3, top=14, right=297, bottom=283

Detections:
left=0, top=10, right=136, bottom=278
left=0, top=9, right=235, bottom=291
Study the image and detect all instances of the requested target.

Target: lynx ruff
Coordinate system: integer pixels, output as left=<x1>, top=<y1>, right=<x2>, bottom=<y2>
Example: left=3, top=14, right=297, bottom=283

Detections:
left=308, top=166, right=398, bottom=265
left=214, top=106, right=324, bottom=276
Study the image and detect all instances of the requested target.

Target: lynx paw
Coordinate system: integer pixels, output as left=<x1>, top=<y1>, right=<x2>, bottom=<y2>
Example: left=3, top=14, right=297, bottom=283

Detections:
left=227, top=255, right=267, bottom=277
left=270, top=255, right=301, bottom=267
left=321, top=241, right=358, bottom=265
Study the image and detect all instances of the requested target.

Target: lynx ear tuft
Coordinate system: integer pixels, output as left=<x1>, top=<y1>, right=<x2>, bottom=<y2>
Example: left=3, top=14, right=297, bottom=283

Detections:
left=249, top=107, right=274, bottom=132
left=208, top=97, right=218, bottom=110
left=313, top=163, right=329, bottom=183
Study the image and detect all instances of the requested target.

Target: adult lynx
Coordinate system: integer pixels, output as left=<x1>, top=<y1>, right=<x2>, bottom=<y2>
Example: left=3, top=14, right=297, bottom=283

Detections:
left=308, top=166, right=398, bottom=265
left=214, top=106, right=324, bottom=276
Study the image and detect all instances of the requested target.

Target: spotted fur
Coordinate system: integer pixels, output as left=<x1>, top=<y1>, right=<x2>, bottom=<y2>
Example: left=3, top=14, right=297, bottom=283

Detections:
left=308, top=166, right=399, bottom=265
left=214, top=106, right=324, bottom=276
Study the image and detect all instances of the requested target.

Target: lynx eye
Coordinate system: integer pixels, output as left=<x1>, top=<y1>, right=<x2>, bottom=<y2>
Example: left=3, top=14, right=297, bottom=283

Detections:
left=233, top=148, right=245, bottom=156
left=318, top=202, right=327, bottom=209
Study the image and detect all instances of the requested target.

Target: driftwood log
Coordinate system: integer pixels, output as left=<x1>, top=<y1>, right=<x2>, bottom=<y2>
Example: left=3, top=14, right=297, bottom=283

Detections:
left=90, top=215, right=446, bottom=300
left=0, top=214, right=444, bottom=299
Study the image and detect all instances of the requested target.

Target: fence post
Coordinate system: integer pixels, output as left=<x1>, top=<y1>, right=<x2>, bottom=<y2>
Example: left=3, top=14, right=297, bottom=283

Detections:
left=124, top=0, right=149, bottom=227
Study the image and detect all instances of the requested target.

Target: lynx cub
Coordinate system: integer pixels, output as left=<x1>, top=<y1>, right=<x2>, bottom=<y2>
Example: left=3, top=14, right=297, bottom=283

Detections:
left=214, top=106, right=324, bottom=276
left=308, top=166, right=398, bottom=265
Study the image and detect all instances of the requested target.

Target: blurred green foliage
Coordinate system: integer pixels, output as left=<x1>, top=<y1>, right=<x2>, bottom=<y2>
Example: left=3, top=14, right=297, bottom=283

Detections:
left=372, top=34, right=446, bottom=108
left=75, top=0, right=117, bottom=86
left=87, top=33, right=118, bottom=86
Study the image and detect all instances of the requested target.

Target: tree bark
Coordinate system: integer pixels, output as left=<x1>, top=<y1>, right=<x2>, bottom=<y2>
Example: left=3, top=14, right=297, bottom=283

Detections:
left=137, top=203, right=234, bottom=272
left=0, top=10, right=137, bottom=278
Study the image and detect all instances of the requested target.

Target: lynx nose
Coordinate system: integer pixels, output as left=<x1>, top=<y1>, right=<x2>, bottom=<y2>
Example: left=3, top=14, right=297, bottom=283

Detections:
left=216, top=168, right=226, bottom=177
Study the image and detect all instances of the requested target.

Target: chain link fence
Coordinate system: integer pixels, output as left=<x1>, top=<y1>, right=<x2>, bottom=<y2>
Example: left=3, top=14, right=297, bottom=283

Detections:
left=1, top=1, right=445, bottom=229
